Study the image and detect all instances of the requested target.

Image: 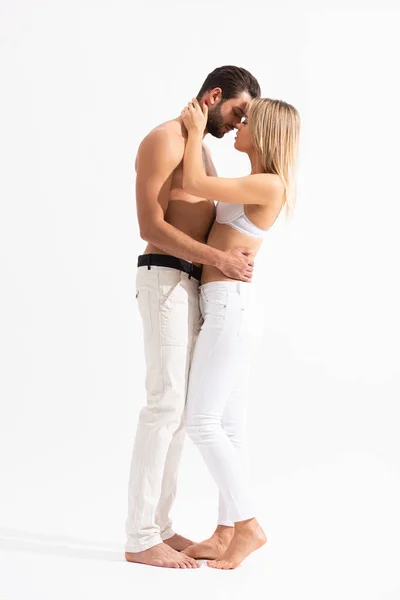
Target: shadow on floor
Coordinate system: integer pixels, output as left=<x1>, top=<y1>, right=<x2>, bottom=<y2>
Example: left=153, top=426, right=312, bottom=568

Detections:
left=0, top=526, right=123, bottom=562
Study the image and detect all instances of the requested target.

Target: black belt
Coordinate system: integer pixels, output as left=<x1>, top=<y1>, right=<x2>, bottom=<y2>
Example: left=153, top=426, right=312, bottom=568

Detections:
left=137, top=254, right=202, bottom=281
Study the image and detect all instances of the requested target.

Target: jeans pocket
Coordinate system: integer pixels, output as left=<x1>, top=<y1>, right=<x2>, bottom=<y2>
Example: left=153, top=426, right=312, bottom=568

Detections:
left=200, top=289, right=227, bottom=315
left=136, top=288, right=153, bottom=342
left=160, top=279, right=182, bottom=308
left=200, top=294, right=226, bottom=333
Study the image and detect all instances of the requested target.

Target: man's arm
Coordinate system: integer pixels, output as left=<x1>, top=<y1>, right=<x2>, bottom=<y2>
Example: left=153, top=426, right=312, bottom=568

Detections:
left=136, top=128, right=224, bottom=268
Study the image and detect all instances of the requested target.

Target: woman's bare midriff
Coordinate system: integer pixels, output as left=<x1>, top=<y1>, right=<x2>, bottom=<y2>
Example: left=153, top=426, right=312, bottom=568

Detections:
left=141, top=195, right=275, bottom=280
left=143, top=221, right=264, bottom=281
left=201, top=221, right=263, bottom=285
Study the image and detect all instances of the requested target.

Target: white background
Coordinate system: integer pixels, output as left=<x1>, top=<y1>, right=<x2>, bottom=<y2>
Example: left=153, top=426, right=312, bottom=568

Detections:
left=1, top=0, right=400, bottom=598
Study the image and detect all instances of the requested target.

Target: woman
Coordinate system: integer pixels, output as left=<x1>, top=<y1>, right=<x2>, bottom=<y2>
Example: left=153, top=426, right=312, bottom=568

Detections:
left=180, top=97, right=300, bottom=569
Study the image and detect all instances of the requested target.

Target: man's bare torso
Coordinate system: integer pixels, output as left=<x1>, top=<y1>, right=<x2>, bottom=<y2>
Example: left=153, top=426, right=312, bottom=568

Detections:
left=136, top=119, right=217, bottom=267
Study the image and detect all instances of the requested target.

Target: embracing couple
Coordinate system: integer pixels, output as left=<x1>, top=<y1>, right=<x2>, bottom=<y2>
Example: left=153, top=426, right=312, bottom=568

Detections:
left=124, top=65, right=300, bottom=570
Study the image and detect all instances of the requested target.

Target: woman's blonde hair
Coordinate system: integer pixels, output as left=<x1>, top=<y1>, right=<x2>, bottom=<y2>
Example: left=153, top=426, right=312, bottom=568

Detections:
left=248, top=98, right=300, bottom=218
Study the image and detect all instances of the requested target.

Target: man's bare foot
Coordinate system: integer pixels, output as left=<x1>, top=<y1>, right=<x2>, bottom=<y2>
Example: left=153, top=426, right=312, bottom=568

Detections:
left=207, top=518, right=266, bottom=569
left=125, top=542, right=199, bottom=568
left=184, top=525, right=235, bottom=560
left=163, top=533, right=195, bottom=552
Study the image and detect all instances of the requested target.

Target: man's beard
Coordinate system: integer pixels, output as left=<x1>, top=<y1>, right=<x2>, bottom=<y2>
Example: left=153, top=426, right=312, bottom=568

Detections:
left=206, top=103, right=226, bottom=138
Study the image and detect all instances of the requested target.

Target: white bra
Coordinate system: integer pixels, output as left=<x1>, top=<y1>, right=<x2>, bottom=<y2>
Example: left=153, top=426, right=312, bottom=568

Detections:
left=215, top=201, right=268, bottom=238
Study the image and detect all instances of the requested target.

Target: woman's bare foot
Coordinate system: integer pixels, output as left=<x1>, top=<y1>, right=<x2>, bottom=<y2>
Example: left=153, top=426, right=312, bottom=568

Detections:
left=163, top=533, right=195, bottom=552
left=207, top=518, right=266, bottom=569
left=125, top=542, right=199, bottom=568
left=184, top=525, right=235, bottom=559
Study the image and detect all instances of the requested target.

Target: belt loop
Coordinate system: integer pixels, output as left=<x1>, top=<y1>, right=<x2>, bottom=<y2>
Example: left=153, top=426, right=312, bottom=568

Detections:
left=188, top=263, right=193, bottom=280
left=147, top=254, right=151, bottom=270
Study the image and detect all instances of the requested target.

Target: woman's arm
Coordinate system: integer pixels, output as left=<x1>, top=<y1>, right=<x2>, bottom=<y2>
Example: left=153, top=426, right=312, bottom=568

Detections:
left=184, top=132, right=282, bottom=205
left=181, top=99, right=283, bottom=206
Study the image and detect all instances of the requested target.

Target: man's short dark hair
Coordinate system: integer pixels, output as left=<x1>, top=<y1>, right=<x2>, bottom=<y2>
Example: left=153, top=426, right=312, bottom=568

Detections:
left=197, top=65, right=261, bottom=102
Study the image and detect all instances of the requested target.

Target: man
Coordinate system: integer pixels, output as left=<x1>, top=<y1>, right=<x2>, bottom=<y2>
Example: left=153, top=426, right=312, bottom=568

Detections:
left=125, top=65, right=261, bottom=568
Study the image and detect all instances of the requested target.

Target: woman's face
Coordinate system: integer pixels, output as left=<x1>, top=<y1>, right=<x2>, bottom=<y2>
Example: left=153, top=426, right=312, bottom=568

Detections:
left=233, top=109, right=252, bottom=154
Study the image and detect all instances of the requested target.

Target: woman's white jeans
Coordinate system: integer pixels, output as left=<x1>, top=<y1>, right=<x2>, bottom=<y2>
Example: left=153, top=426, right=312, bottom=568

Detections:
left=185, top=281, right=263, bottom=525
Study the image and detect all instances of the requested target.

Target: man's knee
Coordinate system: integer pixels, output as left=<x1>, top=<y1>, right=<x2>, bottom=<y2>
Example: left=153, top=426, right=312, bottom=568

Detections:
left=139, top=400, right=185, bottom=431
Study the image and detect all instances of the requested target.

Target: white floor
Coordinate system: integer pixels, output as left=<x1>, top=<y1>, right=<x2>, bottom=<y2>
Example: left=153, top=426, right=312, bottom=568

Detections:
left=1, top=455, right=400, bottom=600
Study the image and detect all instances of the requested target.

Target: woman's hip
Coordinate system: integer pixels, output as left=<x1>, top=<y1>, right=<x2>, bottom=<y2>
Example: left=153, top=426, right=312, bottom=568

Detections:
left=198, top=280, right=263, bottom=343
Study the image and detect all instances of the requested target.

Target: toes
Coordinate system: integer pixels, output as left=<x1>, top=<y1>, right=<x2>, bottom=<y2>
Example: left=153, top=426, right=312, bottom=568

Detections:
left=186, top=557, right=199, bottom=568
left=180, top=559, right=190, bottom=568
left=207, top=557, right=227, bottom=568
left=220, top=561, right=238, bottom=569
left=170, top=561, right=180, bottom=568
left=181, top=553, right=196, bottom=566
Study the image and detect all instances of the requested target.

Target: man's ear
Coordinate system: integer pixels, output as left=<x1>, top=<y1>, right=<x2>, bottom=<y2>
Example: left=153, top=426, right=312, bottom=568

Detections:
left=210, top=87, right=222, bottom=105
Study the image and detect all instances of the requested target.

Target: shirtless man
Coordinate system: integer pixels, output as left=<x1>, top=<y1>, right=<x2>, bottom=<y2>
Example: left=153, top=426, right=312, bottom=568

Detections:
left=125, top=65, right=261, bottom=568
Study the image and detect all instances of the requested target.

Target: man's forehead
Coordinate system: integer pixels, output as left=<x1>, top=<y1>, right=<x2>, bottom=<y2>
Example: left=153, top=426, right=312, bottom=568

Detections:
left=233, top=93, right=252, bottom=112
left=233, top=102, right=249, bottom=116
left=238, top=102, right=249, bottom=113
